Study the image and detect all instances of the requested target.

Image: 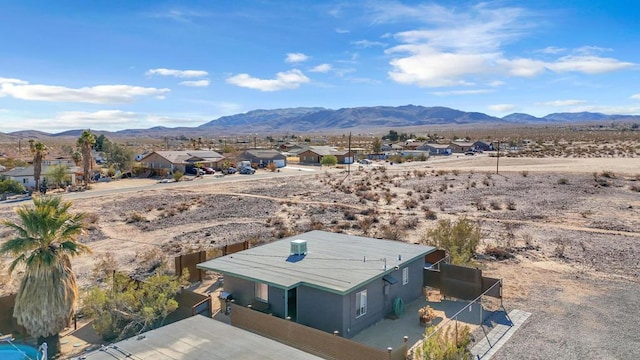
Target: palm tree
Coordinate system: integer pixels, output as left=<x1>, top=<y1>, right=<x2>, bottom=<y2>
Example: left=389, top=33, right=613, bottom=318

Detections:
left=29, top=140, right=48, bottom=193
left=77, top=130, right=96, bottom=187
left=1, top=196, right=89, bottom=358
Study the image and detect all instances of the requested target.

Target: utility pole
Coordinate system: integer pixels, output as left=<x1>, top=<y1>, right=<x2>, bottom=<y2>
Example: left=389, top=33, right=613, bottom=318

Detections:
left=347, top=132, right=352, bottom=175
left=496, top=141, right=501, bottom=174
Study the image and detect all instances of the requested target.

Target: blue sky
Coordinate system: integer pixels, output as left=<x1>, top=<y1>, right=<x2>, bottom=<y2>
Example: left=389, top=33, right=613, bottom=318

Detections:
left=1, top=0, right=639, bottom=133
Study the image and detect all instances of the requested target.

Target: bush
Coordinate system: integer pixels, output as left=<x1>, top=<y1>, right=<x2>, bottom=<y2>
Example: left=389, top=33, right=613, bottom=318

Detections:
left=490, top=200, right=502, bottom=210
left=423, top=216, right=481, bottom=265
left=266, top=163, right=277, bottom=172
left=506, top=199, right=517, bottom=210
left=520, top=170, right=529, bottom=177
left=172, top=171, right=183, bottom=182
left=416, top=325, right=472, bottom=360
left=320, top=155, right=338, bottom=166
left=0, top=178, right=26, bottom=194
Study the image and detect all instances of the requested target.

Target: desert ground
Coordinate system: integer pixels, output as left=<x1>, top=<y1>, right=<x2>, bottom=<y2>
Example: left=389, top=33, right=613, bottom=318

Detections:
left=1, top=155, right=639, bottom=358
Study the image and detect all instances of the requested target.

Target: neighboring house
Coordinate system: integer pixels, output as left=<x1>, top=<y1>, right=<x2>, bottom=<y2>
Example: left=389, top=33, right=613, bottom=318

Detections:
left=472, top=141, right=494, bottom=152
left=381, top=143, right=404, bottom=152
left=138, top=150, right=224, bottom=173
left=402, top=141, right=424, bottom=151
left=43, top=157, right=75, bottom=166
left=417, top=143, right=452, bottom=155
left=79, top=315, right=323, bottom=360
left=287, top=144, right=310, bottom=156
left=298, top=146, right=354, bottom=165
left=398, top=150, right=429, bottom=159
left=197, top=230, right=436, bottom=339
left=2, top=165, right=78, bottom=188
left=239, top=150, right=287, bottom=168
left=450, top=141, right=475, bottom=153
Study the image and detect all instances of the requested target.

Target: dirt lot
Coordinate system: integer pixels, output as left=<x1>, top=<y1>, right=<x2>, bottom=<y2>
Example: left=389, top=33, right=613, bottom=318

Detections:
left=1, top=156, right=639, bottom=358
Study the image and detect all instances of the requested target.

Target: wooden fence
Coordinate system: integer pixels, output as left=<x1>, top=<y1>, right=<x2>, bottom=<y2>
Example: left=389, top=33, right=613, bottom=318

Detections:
left=174, top=241, right=249, bottom=283
left=231, top=303, right=408, bottom=360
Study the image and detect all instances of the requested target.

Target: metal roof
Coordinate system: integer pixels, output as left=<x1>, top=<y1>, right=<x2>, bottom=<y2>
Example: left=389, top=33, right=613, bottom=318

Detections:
left=77, top=315, right=323, bottom=360
left=197, top=230, right=436, bottom=295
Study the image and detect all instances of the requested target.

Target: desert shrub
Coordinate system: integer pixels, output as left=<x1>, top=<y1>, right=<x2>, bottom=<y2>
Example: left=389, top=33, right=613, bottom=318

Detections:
left=343, top=210, right=356, bottom=221
left=422, top=205, right=437, bottom=220
left=506, top=199, right=517, bottom=210
left=308, top=219, right=324, bottom=231
left=266, top=162, right=277, bottom=172
left=91, top=252, right=118, bottom=282
left=482, top=177, right=490, bottom=187
left=553, top=238, right=568, bottom=258
left=402, top=217, right=420, bottom=230
left=600, top=170, right=615, bottom=178
left=84, top=212, right=100, bottom=230
left=485, top=246, right=513, bottom=260
left=557, top=178, right=569, bottom=185
left=126, top=212, right=147, bottom=223
left=490, top=200, right=502, bottom=210
left=384, top=191, right=393, bottom=205
left=172, top=171, right=183, bottom=182
left=361, top=191, right=380, bottom=202
left=358, top=216, right=374, bottom=236
left=403, top=198, right=419, bottom=209
left=630, top=184, right=640, bottom=192
left=320, top=155, right=338, bottom=166
left=0, top=178, right=26, bottom=194
left=415, top=325, right=472, bottom=360
left=451, top=169, right=459, bottom=176
left=520, top=170, right=529, bottom=177
left=473, top=197, right=487, bottom=211
left=423, top=216, right=481, bottom=265
left=436, top=170, right=447, bottom=176
left=380, top=224, right=404, bottom=241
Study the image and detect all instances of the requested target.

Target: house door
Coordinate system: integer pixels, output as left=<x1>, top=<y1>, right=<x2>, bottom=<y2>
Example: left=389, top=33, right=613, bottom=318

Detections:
left=287, top=287, right=298, bottom=322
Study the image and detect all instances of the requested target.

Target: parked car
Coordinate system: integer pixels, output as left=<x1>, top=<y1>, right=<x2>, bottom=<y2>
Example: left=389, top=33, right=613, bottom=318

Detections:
left=202, top=167, right=215, bottom=174
left=225, top=167, right=237, bottom=174
left=188, top=167, right=205, bottom=175
left=239, top=166, right=255, bottom=175
left=465, top=151, right=476, bottom=156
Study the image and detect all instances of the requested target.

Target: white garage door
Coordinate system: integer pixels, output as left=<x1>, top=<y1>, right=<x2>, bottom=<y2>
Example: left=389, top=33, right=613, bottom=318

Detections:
left=274, top=159, right=286, bottom=168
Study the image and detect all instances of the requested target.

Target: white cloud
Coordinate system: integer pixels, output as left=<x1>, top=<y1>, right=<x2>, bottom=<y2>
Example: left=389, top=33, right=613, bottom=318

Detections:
left=547, top=55, right=635, bottom=74
left=147, top=9, right=209, bottom=23
left=285, top=53, right=309, bottom=63
left=535, top=99, right=587, bottom=107
left=488, top=104, right=516, bottom=112
left=631, top=94, right=640, bottom=100
left=536, top=46, right=566, bottom=54
left=310, top=64, right=332, bottom=73
left=146, top=68, right=208, bottom=78
left=179, top=79, right=210, bottom=87
left=226, top=69, right=310, bottom=91
left=488, top=80, right=505, bottom=87
left=431, top=89, right=493, bottom=96
left=497, top=58, right=547, bottom=77
left=387, top=45, right=494, bottom=87
left=351, top=40, right=387, bottom=48
left=0, top=79, right=170, bottom=104
left=335, top=28, right=350, bottom=34
left=383, top=3, right=636, bottom=88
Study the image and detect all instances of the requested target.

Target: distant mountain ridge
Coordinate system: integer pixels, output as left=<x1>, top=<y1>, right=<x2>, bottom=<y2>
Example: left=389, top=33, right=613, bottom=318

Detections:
left=2, top=105, right=639, bottom=139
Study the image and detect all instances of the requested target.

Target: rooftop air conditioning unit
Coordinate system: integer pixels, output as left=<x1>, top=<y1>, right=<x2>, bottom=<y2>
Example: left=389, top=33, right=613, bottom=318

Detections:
left=290, top=240, right=308, bottom=256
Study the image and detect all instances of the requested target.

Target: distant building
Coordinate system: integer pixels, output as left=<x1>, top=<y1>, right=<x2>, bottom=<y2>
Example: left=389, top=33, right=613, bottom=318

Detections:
left=2, top=165, right=79, bottom=188
left=239, top=150, right=287, bottom=168
left=417, top=143, right=452, bottom=155
left=138, top=150, right=225, bottom=173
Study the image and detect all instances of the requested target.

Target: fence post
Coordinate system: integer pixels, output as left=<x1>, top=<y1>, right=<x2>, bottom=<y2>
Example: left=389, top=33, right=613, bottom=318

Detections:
left=387, top=347, right=392, bottom=360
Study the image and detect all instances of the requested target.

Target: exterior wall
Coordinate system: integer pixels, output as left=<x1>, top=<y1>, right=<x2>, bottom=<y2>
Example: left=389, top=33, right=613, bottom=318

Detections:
left=140, top=153, right=174, bottom=170
left=222, top=275, right=255, bottom=307
left=11, top=175, right=35, bottom=188
left=297, top=285, right=344, bottom=334
left=299, top=150, right=321, bottom=164
left=223, top=275, right=285, bottom=317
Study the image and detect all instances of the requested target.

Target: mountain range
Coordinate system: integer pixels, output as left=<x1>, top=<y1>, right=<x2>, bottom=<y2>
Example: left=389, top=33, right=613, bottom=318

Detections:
left=3, top=105, right=639, bottom=139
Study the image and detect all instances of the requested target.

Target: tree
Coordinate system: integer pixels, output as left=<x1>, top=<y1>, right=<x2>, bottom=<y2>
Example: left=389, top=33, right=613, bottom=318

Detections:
left=94, top=134, right=107, bottom=152
left=46, top=164, right=70, bottom=190
left=77, top=130, right=96, bottom=186
left=1, top=196, right=89, bottom=358
left=422, top=216, right=480, bottom=265
left=0, top=177, right=26, bottom=194
left=371, top=137, right=382, bottom=154
left=29, top=140, right=48, bottom=192
left=320, top=155, right=338, bottom=166
left=83, top=269, right=185, bottom=341
left=102, top=139, right=134, bottom=172
left=71, top=150, right=82, bottom=166
left=383, top=130, right=399, bottom=141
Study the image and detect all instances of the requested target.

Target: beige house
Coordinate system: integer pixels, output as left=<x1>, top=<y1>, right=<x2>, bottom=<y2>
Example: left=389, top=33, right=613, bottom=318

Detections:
left=138, top=150, right=225, bottom=174
left=2, top=165, right=79, bottom=188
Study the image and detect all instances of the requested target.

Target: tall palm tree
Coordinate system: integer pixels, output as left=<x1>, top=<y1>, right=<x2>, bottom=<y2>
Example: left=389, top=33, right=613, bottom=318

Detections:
left=29, top=140, right=49, bottom=193
left=1, top=196, right=89, bottom=358
left=77, top=130, right=96, bottom=187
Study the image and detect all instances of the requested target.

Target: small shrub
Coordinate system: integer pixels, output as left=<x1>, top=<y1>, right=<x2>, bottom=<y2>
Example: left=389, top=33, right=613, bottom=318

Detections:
left=600, top=170, right=615, bottom=178
left=506, top=199, right=517, bottom=210
left=402, top=217, right=420, bottom=230
left=126, top=212, right=147, bottom=223
left=403, top=198, right=418, bottom=209
left=343, top=210, right=356, bottom=221
left=422, top=205, right=437, bottom=220
left=266, top=163, right=277, bottom=172
left=485, top=246, right=513, bottom=260
left=520, top=170, right=529, bottom=177
left=557, top=178, right=569, bottom=185
left=630, top=184, right=640, bottom=192
left=172, top=171, right=183, bottom=182
left=490, top=200, right=502, bottom=210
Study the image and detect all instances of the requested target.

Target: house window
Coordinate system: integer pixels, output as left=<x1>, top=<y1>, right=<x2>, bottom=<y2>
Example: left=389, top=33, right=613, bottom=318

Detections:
left=255, top=283, right=268, bottom=303
left=355, top=290, right=367, bottom=318
left=402, top=267, right=409, bottom=285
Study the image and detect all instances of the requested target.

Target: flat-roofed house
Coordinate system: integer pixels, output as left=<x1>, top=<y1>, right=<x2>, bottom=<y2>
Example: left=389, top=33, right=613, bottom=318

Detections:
left=197, top=230, right=436, bottom=339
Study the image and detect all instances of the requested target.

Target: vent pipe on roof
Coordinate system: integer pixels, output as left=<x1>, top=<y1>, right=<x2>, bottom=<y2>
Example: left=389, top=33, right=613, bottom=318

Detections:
left=290, top=240, right=308, bottom=256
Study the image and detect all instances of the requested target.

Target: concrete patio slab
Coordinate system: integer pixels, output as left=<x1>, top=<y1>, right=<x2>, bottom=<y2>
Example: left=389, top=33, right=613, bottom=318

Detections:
left=470, top=309, right=532, bottom=359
